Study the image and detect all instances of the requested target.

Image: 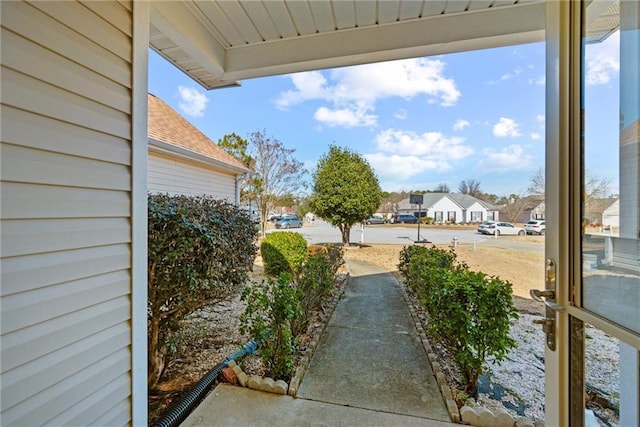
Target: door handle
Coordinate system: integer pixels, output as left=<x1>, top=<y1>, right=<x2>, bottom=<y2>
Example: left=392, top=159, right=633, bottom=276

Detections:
left=530, top=259, right=563, bottom=351
left=530, top=289, right=565, bottom=312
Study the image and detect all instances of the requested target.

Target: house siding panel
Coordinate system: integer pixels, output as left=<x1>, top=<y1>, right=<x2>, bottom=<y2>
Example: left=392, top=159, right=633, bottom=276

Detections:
left=0, top=1, right=134, bottom=425
left=148, top=153, right=237, bottom=201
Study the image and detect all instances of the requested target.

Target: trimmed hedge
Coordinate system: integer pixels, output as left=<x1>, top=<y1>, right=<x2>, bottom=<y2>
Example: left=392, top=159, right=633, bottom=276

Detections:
left=398, top=245, right=518, bottom=396
left=147, top=193, right=257, bottom=387
left=261, top=231, right=308, bottom=276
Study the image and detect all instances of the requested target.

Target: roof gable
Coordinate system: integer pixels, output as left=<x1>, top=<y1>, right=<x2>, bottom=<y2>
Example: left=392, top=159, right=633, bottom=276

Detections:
left=147, top=94, right=248, bottom=172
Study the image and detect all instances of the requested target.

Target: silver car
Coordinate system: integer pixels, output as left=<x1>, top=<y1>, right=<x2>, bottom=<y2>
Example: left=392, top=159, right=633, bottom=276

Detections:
left=275, top=217, right=303, bottom=229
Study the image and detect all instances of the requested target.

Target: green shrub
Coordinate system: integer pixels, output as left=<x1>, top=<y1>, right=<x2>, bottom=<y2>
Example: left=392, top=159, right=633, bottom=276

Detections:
left=398, top=244, right=517, bottom=396
left=291, top=244, right=344, bottom=336
left=261, top=232, right=308, bottom=276
left=398, top=245, right=456, bottom=296
left=240, top=274, right=301, bottom=380
left=147, top=193, right=257, bottom=387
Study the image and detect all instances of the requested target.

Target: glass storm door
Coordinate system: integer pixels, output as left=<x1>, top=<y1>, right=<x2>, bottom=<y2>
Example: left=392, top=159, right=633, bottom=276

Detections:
left=544, top=1, right=640, bottom=425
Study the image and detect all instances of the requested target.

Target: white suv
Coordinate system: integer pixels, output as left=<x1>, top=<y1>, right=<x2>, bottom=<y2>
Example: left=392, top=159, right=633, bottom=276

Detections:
left=524, top=220, right=546, bottom=235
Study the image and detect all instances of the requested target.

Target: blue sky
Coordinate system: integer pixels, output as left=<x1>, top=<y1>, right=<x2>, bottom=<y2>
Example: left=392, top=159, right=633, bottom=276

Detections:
left=148, top=35, right=620, bottom=197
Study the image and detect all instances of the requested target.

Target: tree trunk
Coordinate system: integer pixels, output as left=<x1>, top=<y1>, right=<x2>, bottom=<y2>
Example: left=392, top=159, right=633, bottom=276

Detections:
left=148, top=314, right=164, bottom=388
left=341, top=224, right=351, bottom=246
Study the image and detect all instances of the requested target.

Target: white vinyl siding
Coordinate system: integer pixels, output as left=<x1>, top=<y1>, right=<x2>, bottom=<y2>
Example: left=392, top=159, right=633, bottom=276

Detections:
left=148, top=152, right=238, bottom=202
left=430, top=197, right=463, bottom=224
left=1, top=1, right=134, bottom=425
left=463, top=201, right=491, bottom=223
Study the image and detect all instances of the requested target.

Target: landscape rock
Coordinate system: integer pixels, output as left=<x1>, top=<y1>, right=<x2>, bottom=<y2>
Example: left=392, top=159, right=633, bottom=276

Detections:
left=220, top=367, right=237, bottom=385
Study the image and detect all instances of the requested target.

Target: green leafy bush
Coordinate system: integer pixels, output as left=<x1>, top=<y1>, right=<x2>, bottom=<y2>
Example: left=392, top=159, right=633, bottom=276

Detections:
left=398, top=245, right=456, bottom=297
left=240, top=274, right=301, bottom=380
left=398, top=244, right=518, bottom=396
left=261, top=231, right=308, bottom=276
left=147, top=193, right=257, bottom=387
left=291, top=244, right=344, bottom=336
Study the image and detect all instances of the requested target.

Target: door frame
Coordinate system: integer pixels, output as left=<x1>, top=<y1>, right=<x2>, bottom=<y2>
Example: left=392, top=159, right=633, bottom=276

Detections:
left=545, top=1, right=640, bottom=425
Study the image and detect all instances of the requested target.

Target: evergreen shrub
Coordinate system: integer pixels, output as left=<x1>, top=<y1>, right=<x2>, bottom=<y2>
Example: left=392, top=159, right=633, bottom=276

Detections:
left=398, top=244, right=518, bottom=395
left=147, top=193, right=257, bottom=387
left=261, top=231, right=308, bottom=276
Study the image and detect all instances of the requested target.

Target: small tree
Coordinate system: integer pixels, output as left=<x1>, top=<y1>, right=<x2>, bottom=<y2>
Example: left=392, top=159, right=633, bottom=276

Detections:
left=249, top=130, right=307, bottom=236
left=310, top=146, right=383, bottom=245
left=147, top=194, right=257, bottom=387
left=502, top=193, right=529, bottom=223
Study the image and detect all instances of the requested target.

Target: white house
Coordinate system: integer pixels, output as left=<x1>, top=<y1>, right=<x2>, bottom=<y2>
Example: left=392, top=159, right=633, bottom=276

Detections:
left=396, top=193, right=499, bottom=223
left=147, top=93, right=249, bottom=202
left=1, top=2, right=637, bottom=426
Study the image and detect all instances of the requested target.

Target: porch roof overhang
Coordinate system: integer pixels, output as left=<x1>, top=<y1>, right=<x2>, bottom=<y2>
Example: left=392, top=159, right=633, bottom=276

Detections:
left=149, top=0, right=546, bottom=90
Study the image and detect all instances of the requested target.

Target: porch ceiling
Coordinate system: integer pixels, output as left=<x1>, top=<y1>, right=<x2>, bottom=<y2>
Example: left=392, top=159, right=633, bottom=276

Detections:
left=149, top=0, right=546, bottom=89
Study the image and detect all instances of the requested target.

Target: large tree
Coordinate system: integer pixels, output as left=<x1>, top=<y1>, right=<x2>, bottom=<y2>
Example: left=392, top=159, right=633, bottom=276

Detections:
left=217, top=132, right=252, bottom=167
left=249, top=130, right=307, bottom=236
left=527, top=167, right=545, bottom=196
left=434, top=183, right=451, bottom=193
left=217, top=133, right=262, bottom=208
left=526, top=166, right=612, bottom=213
left=459, top=179, right=483, bottom=198
left=310, top=146, right=383, bottom=245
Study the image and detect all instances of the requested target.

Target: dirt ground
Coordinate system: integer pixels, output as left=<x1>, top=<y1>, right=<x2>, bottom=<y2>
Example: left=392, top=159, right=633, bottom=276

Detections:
left=342, top=242, right=545, bottom=314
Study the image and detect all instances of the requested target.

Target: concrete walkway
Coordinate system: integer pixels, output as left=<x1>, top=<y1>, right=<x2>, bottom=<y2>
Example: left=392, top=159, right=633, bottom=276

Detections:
left=182, top=260, right=454, bottom=426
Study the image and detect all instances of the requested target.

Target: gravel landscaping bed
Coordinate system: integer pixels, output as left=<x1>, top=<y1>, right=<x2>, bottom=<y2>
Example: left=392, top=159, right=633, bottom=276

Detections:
left=149, top=243, right=620, bottom=426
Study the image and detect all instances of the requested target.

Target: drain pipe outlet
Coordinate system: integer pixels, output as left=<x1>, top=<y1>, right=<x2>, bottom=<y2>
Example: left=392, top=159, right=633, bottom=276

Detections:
left=154, top=341, right=258, bottom=427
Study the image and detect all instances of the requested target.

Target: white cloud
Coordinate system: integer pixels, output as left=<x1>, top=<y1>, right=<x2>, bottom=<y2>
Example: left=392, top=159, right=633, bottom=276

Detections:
left=275, top=58, right=461, bottom=128
left=493, top=117, right=522, bottom=138
left=365, top=153, right=443, bottom=181
left=374, top=129, right=474, bottom=159
left=585, top=31, right=620, bottom=86
left=487, top=66, right=524, bottom=85
left=536, top=114, right=545, bottom=124
left=531, top=132, right=542, bottom=140
left=528, top=75, right=545, bottom=86
left=394, top=109, right=408, bottom=120
left=275, top=72, right=329, bottom=110
left=362, top=128, right=474, bottom=184
left=477, top=145, right=533, bottom=173
left=453, top=119, right=470, bottom=131
left=314, top=106, right=377, bottom=128
left=177, top=86, right=209, bottom=117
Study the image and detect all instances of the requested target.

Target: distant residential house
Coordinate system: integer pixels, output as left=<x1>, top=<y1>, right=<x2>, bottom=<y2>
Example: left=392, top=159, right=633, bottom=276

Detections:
left=585, top=198, right=620, bottom=227
left=395, top=193, right=499, bottom=223
left=504, top=195, right=546, bottom=224
left=147, top=94, right=249, bottom=203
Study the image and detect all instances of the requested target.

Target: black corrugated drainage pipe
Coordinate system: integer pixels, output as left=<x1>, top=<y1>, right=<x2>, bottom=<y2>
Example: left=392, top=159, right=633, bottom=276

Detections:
left=154, top=341, right=258, bottom=427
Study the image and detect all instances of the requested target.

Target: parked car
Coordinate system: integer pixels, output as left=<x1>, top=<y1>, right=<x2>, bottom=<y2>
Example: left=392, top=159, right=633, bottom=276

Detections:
left=268, top=212, right=282, bottom=222
left=391, top=213, right=418, bottom=224
left=274, top=217, right=303, bottom=229
left=480, top=221, right=526, bottom=236
left=524, top=220, right=546, bottom=235
left=365, top=214, right=387, bottom=225
left=477, top=221, right=497, bottom=234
